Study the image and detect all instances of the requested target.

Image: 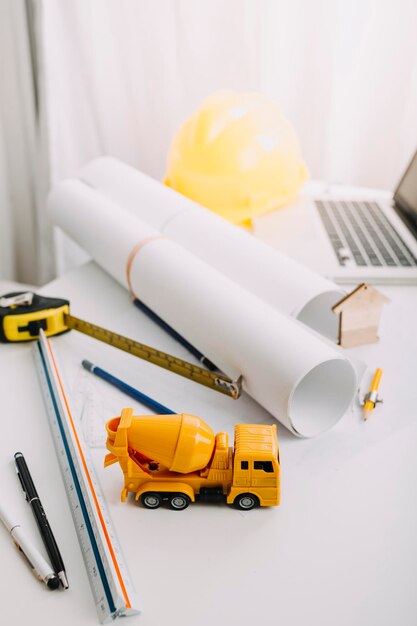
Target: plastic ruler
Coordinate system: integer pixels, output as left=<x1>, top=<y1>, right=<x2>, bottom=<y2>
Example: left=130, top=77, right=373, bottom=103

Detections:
left=34, top=330, right=141, bottom=622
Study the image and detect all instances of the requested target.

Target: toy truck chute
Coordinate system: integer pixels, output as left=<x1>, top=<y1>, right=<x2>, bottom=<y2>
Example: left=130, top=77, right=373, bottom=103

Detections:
left=105, top=409, right=280, bottom=510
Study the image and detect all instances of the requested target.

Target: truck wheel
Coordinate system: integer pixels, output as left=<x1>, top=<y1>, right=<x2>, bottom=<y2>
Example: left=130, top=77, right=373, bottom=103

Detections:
left=234, top=493, right=259, bottom=510
left=168, top=493, right=191, bottom=510
left=140, top=492, right=162, bottom=509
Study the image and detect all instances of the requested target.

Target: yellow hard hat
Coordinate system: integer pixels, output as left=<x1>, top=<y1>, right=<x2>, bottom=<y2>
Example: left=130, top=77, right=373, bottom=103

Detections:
left=165, top=91, right=309, bottom=226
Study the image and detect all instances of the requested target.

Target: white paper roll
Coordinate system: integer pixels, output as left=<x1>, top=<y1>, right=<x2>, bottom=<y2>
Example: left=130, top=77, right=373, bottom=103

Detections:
left=48, top=180, right=358, bottom=437
left=78, top=157, right=345, bottom=340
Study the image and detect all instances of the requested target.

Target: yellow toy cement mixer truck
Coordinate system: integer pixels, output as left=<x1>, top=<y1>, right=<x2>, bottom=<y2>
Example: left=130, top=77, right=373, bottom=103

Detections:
left=105, top=408, right=280, bottom=510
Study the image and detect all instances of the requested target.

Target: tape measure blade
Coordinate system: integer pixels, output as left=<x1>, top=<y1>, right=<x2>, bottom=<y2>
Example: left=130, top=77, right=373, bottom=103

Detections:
left=34, top=333, right=141, bottom=621
left=65, top=313, right=240, bottom=399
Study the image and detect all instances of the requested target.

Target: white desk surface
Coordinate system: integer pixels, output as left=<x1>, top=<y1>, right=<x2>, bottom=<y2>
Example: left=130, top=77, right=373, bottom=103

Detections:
left=1, top=261, right=416, bottom=626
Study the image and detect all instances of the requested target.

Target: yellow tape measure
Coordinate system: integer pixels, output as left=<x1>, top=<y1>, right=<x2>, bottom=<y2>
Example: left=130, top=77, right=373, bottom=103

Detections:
left=0, top=292, right=241, bottom=399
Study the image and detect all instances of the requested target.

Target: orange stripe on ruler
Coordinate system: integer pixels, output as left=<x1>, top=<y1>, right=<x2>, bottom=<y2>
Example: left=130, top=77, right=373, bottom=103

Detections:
left=46, top=338, right=131, bottom=609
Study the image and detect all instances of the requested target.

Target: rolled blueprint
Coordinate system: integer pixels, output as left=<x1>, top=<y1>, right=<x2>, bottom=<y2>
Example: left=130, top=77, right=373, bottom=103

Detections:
left=78, top=157, right=344, bottom=340
left=48, top=180, right=357, bottom=437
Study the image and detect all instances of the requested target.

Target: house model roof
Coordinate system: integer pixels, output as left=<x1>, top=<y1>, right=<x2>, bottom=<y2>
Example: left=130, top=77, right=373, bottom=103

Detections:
left=332, top=283, right=390, bottom=313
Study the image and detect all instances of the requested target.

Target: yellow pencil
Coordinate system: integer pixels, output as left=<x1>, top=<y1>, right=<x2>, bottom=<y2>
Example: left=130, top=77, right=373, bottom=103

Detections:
left=363, top=368, right=383, bottom=420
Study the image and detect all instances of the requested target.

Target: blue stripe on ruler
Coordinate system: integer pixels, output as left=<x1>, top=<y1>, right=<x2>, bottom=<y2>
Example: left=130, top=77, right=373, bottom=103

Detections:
left=37, top=342, right=116, bottom=616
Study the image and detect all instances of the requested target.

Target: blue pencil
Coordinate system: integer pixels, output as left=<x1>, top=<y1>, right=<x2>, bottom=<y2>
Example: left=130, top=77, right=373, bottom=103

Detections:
left=82, top=360, right=175, bottom=415
left=133, top=298, right=218, bottom=371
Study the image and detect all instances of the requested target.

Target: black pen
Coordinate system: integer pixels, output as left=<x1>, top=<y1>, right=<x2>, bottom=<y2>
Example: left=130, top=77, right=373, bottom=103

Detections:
left=14, top=452, right=69, bottom=589
left=133, top=298, right=218, bottom=371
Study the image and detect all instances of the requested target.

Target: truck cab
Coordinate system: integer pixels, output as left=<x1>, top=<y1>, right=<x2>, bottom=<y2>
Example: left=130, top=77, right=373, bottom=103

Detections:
left=227, top=424, right=280, bottom=509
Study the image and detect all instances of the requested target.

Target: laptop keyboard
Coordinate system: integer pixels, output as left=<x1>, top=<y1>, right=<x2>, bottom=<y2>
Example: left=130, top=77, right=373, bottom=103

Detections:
left=315, top=199, right=417, bottom=267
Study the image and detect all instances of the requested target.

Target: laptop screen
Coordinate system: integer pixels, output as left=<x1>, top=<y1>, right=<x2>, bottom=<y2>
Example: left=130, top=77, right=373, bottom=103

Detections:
left=394, top=149, right=417, bottom=224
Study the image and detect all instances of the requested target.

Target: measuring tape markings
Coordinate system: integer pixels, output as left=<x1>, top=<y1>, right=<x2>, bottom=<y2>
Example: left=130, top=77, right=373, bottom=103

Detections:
left=0, top=291, right=241, bottom=399
left=64, top=313, right=241, bottom=399
left=35, top=333, right=140, bottom=621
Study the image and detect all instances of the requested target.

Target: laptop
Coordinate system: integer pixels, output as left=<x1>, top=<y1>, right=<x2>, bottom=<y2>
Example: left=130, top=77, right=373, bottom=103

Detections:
left=254, top=150, right=417, bottom=284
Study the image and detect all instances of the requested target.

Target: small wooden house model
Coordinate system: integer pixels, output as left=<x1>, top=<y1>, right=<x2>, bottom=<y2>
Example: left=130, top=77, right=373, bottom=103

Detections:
left=332, top=283, right=390, bottom=348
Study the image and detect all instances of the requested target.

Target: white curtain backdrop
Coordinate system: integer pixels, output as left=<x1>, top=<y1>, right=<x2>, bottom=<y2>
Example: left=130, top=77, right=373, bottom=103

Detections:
left=0, top=0, right=47, bottom=284
left=259, top=0, right=417, bottom=188
left=18, top=0, right=417, bottom=277
left=41, top=0, right=261, bottom=182
left=41, top=0, right=417, bottom=184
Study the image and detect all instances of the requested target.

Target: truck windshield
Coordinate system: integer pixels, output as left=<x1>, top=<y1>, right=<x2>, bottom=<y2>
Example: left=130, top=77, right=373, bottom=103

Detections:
left=253, top=461, right=274, bottom=473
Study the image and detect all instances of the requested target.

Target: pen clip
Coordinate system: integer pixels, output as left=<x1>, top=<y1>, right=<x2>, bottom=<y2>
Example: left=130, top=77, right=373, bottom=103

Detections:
left=16, top=471, right=29, bottom=501
left=14, top=542, right=42, bottom=581
left=360, top=392, right=383, bottom=407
